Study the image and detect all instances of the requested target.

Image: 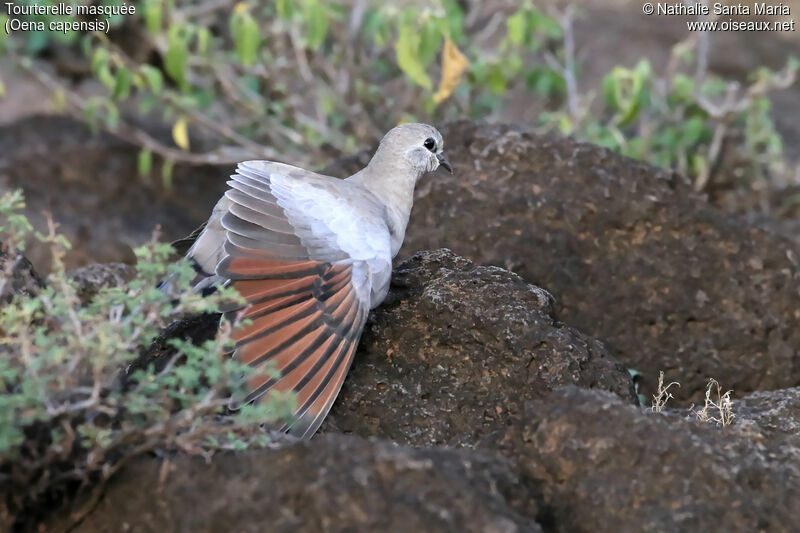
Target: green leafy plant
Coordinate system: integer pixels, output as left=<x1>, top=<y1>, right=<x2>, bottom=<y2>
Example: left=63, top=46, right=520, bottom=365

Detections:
left=0, top=190, right=293, bottom=527
left=529, top=7, right=797, bottom=192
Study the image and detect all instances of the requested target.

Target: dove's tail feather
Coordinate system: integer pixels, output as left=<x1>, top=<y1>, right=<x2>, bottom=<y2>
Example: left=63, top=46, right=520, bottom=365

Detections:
left=221, top=253, right=367, bottom=439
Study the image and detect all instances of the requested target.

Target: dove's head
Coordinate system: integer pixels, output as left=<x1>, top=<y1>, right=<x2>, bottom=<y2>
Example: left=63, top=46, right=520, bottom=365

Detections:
left=373, top=123, right=453, bottom=177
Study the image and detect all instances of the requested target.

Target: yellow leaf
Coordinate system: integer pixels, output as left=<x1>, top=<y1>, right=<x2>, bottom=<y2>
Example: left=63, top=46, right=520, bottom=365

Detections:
left=172, top=118, right=190, bottom=151
left=0, top=78, right=5, bottom=99
left=433, top=38, right=469, bottom=105
left=233, top=2, right=249, bottom=14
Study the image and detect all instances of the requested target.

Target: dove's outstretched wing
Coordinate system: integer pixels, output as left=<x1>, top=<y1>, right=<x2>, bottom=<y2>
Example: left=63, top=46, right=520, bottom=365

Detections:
left=189, top=161, right=391, bottom=439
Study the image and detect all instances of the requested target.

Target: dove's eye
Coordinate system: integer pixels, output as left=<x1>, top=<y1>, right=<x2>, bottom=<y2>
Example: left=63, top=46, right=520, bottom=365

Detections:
left=423, top=138, right=436, bottom=152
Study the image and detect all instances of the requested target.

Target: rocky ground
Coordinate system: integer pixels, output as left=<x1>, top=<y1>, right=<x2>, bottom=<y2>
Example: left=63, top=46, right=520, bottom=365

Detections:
left=63, top=435, right=542, bottom=533
left=26, top=247, right=800, bottom=533
left=59, top=384, right=800, bottom=533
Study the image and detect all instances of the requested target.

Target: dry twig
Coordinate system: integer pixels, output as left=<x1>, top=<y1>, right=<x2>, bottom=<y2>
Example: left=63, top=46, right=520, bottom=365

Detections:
left=651, top=371, right=680, bottom=413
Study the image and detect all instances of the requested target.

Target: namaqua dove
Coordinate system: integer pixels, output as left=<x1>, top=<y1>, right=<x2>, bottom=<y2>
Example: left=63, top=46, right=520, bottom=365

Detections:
left=172, top=123, right=452, bottom=439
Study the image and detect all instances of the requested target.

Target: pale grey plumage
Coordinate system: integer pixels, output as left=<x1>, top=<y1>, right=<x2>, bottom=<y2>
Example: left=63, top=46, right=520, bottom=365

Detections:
left=173, top=123, right=451, bottom=438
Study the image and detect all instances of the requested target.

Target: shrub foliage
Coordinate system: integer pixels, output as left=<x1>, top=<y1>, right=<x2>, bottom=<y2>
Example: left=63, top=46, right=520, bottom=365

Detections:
left=0, top=190, right=290, bottom=526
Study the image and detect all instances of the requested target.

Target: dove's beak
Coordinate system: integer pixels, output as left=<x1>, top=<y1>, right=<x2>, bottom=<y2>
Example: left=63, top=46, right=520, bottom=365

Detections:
left=437, top=152, right=453, bottom=174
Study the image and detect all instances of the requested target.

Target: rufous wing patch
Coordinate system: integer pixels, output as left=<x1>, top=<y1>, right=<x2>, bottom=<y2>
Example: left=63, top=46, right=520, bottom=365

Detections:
left=221, top=255, right=367, bottom=438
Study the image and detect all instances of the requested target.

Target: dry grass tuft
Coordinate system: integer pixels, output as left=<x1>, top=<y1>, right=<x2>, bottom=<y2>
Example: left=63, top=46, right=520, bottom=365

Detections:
left=691, top=378, right=735, bottom=427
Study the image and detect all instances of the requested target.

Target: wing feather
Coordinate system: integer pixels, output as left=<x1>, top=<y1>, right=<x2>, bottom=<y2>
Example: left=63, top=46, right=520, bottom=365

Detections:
left=225, top=180, right=288, bottom=222
left=181, top=160, right=384, bottom=438
left=214, top=162, right=378, bottom=437
left=223, top=190, right=296, bottom=234
left=227, top=203, right=303, bottom=246
left=289, top=340, right=360, bottom=439
left=225, top=258, right=368, bottom=437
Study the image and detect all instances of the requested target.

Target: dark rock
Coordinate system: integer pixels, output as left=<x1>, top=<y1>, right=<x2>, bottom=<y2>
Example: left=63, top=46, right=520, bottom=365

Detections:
left=67, top=262, right=136, bottom=304
left=124, top=312, right=221, bottom=385
left=0, top=243, right=43, bottom=302
left=327, top=121, right=800, bottom=403
left=736, top=386, right=800, bottom=446
left=10, top=228, right=798, bottom=533
left=1, top=245, right=134, bottom=305
left=322, top=249, right=637, bottom=445
left=506, top=386, right=800, bottom=533
left=65, top=435, right=542, bottom=533
left=0, top=115, right=229, bottom=270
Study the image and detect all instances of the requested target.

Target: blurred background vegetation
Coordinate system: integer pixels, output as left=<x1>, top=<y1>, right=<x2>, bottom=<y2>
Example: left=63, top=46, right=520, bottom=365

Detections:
left=0, top=0, right=797, bottom=195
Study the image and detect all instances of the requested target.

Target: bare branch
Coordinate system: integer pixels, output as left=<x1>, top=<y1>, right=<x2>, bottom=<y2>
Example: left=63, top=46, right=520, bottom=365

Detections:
left=15, top=55, right=280, bottom=166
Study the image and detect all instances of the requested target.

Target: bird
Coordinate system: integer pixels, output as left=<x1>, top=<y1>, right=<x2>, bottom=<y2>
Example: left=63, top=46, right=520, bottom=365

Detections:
left=172, top=123, right=452, bottom=439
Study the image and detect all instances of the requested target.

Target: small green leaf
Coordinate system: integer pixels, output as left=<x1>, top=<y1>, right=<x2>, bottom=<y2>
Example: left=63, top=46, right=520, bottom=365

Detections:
left=137, top=149, right=153, bottom=177
left=0, top=15, right=8, bottom=51
left=418, top=19, right=442, bottom=68
left=669, top=73, right=694, bottom=104
left=97, top=64, right=116, bottom=91
left=104, top=101, right=120, bottom=130
left=602, top=71, right=619, bottom=111
left=112, top=67, right=132, bottom=100
left=690, top=154, right=708, bottom=177
left=144, top=0, right=163, bottom=34
left=140, top=65, right=164, bottom=93
left=165, top=24, right=191, bottom=89
left=138, top=94, right=158, bottom=114
left=230, top=8, right=261, bottom=66
left=395, top=21, right=432, bottom=90
left=303, top=0, right=329, bottom=49
left=442, top=0, right=465, bottom=42
left=276, top=0, right=294, bottom=18
left=25, top=30, right=49, bottom=55
left=682, top=116, right=707, bottom=147
left=486, top=64, right=507, bottom=94
left=506, top=10, right=527, bottom=45
left=529, top=9, right=562, bottom=39
left=162, top=160, right=174, bottom=188
left=91, top=47, right=109, bottom=74
left=526, top=67, right=565, bottom=97
left=362, top=9, right=388, bottom=46
left=602, top=61, right=651, bottom=127
left=558, top=114, right=573, bottom=135
left=196, top=27, right=212, bottom=55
